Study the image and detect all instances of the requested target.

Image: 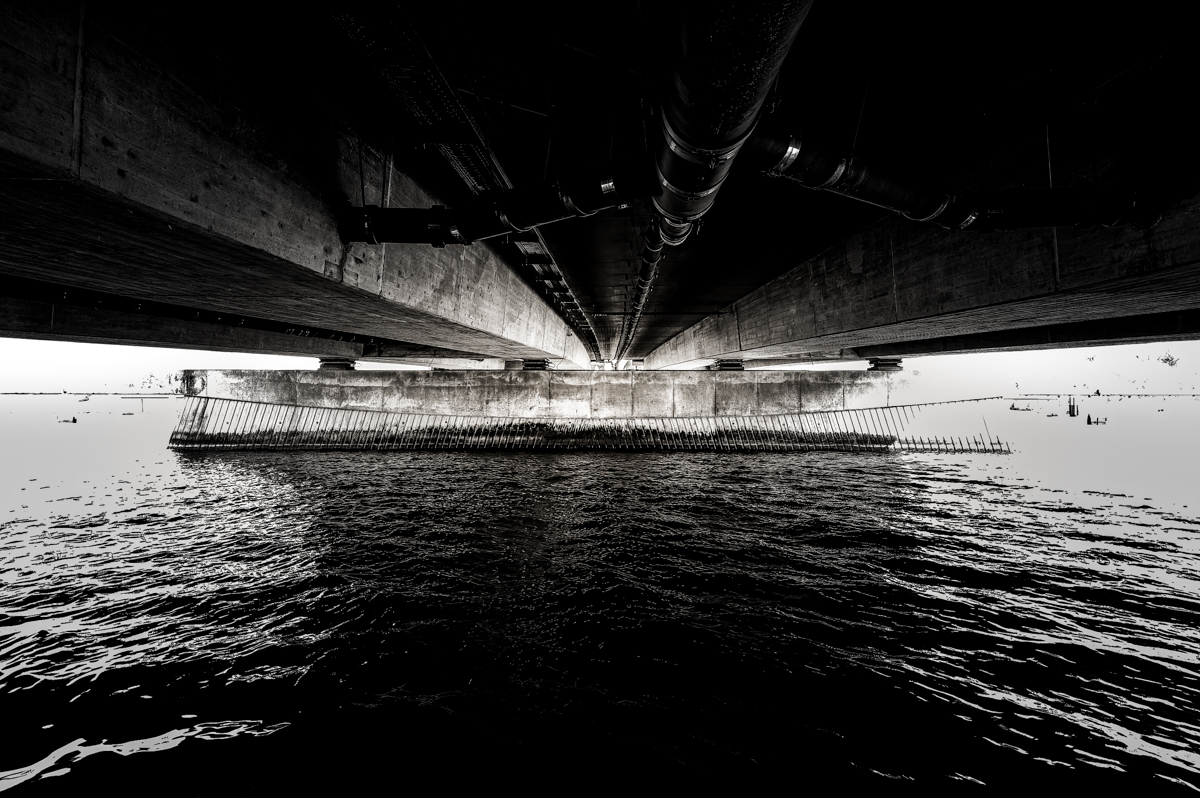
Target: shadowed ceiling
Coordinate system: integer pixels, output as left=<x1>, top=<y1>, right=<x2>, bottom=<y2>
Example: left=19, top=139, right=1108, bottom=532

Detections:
left=106, top=2, right=1193, bottom=362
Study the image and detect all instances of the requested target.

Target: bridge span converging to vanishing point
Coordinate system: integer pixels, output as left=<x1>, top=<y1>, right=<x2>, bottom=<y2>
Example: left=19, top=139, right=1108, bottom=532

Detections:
left=2, top=3, right=1196, bottom=448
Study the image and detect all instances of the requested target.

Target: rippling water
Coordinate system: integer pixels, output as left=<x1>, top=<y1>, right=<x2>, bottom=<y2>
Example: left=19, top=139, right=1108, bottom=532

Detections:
left=3, top=397, right=1200, bottom=792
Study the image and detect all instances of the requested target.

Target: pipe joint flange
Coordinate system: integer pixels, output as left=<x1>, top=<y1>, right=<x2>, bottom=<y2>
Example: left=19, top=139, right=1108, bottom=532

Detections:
left=495, top=206, right=534, bottom=233
left=446, top=223, right=468, bottom=245
left=656, top=216, right=693, bottom=246
left=659, top=174, right=725, bottom=202
left=652, top=196, right=707, bottom=226
left=815, top=159, right=849, bottom=190
left=838, top=158, right=871, bottom=192
left=956, top=209, right=981, bottom=230
left=559, top=189, right=597, bottom=218
left=903, top=195, right=951, bottom=223
left=768, top=136, right=802, bottom=176
left=661, top=114, right=755, bottom=167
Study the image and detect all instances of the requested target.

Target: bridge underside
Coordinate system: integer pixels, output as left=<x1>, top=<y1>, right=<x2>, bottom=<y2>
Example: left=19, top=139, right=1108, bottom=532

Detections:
left=646, top=195, right=1200, bottom=369
left=0, top=5, right=591, bottom=368
left=1, top=4, right=1197, bottom=369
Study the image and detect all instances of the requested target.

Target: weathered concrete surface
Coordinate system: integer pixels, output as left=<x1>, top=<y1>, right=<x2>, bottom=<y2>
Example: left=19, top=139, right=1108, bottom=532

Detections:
left=182, top=369, right=893, bottom=417
left=0, top=294, right=514, bottom=361
left=667, top=305, right=1200, bottom=369
left=0, top=296, right=360, bottom=358
left=0, top=4, right=589, bottom=366
left=644, top=189, right=1200, bottom=369
left=852, top=308, right=1200, bottom=359
left=674, top=306, right=1200, bottom=368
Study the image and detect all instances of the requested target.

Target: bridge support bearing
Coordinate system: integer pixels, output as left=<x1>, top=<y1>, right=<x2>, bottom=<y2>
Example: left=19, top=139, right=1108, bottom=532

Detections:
left=707, top=359, right=745, bottom=371
left=318, top=357, right=357, bottom=371
left=867, top=357, right=903, bottom=372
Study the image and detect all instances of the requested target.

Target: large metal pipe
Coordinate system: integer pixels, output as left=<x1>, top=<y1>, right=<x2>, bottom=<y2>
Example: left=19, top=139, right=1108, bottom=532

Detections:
left=651, top=2, right=814, bottom=240
left=615, top=223, right=664, bottom=362
left=741, top=129, right=978, bottom=228
left=743, top=128, right=1155, bottom=231
left=617, top=2, right=813, bottom=361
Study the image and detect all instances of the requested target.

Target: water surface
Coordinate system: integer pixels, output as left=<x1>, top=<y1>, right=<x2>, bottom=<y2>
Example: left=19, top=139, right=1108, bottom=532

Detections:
left=2, top=396, right=1199, bottom=792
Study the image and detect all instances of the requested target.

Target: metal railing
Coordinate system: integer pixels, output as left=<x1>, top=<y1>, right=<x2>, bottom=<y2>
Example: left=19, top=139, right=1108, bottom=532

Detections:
left=169, top=396, right=1010, bottom=453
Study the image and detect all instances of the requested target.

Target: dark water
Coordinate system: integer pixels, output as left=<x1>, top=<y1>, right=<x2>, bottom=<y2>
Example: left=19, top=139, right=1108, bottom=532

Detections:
left=3, top=401, right=1200, bottom=792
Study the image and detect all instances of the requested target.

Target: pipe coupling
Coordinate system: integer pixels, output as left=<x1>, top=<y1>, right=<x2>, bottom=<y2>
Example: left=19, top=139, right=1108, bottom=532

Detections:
left=903, top=195, right=951, bottom=223
left=559, top=189, right=597, bottom=218
left=815, top=159, right=849, bottom=190
left=662, top=114, right=750, bottom=169
left=657, top=217, right=692, bottom=246
left=495, top=206, right=534, bottom=233
left=768, top=136, right=802, bottom=176
left=653, top=114, right=759, bottom=225
left=656, top=173, right=725, bottom=203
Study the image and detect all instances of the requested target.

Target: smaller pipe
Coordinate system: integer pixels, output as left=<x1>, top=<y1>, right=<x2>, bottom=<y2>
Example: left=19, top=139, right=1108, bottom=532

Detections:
left=344, top=160, right=658, bottom=246
left=964, top=186, right=1152, bottom=231
left=743, top=129, right=977, bottom=229
left=746, top=127, right=1156, bottom=231
left=615, top=221, right=666, bottom=361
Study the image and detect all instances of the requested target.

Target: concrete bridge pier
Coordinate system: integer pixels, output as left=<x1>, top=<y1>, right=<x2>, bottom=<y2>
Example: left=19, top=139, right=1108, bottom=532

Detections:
left=0, top=5, right=594, bottom=370
left=162, top=367, right=1017, bottom=453
left=167, top=367, right=1011, bottom=453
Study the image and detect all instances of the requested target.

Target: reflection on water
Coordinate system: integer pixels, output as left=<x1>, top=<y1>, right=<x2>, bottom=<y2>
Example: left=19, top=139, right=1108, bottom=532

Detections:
left=1, top=396, right=1199, bottom=791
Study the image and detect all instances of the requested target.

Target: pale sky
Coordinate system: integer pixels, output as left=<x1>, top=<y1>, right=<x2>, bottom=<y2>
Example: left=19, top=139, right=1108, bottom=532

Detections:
left=0, top=337, right=1197, bottom=399
left=0, top=339, right=422, bottom=393
left=794, top=342, right=1200, bottom=406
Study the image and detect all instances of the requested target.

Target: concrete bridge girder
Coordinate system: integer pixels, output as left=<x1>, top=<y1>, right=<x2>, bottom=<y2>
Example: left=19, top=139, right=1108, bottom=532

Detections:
left=644, top=192, right=1200, bottom=369
left=0, top=5, right=589, bottom=367
left=0, top=294, right=362, bottom=358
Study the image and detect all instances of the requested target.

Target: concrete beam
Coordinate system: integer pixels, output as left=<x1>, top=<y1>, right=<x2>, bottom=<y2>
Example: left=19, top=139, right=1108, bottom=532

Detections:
left=0, top=4, right=589, bottom=367
left=0, top=296, right=358, bottom=358
left=732, top=310, right=1200, bottom=365
left=745, top=354, right=862, bottom=369
left=0, top=274, right=502, bottom=359
left=853, top=308, right=1200, bottom=358
left=361, top=358, right=508, bottom=370
left=184, top=369, right=893, bottom=418
left=644, top=187, right=1200, bottom=368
